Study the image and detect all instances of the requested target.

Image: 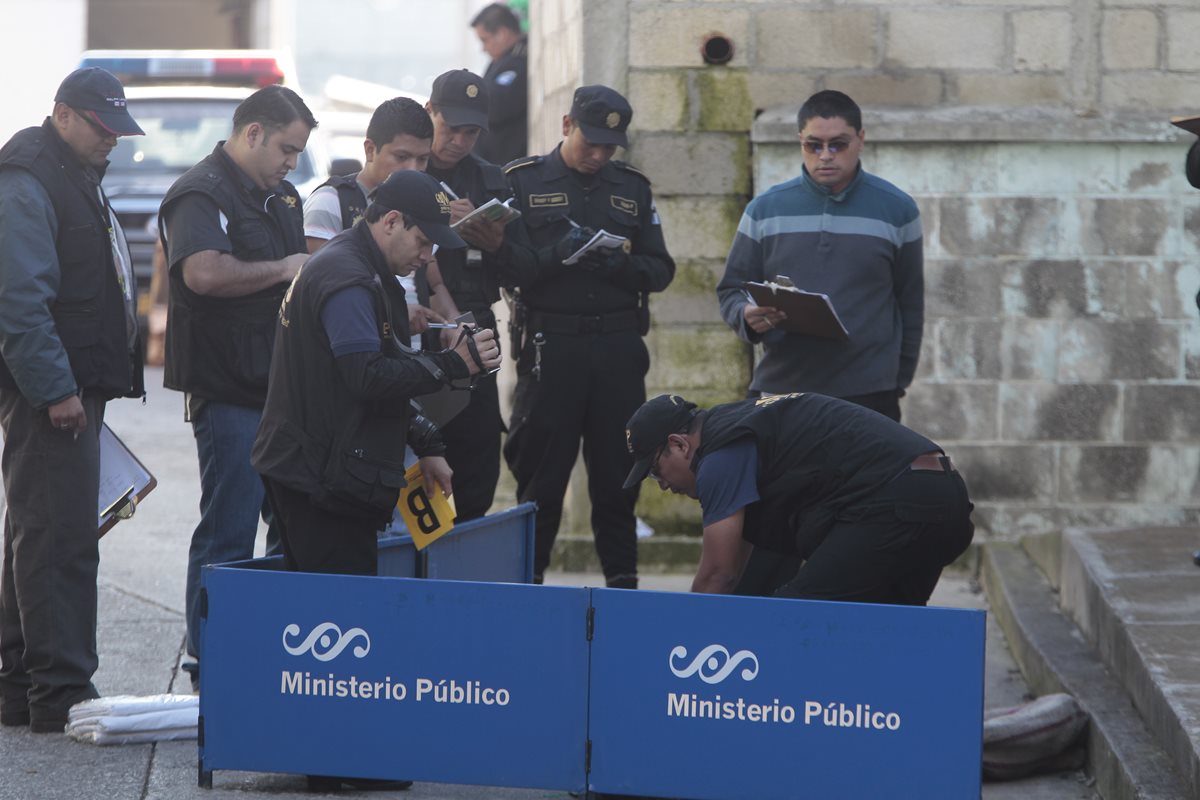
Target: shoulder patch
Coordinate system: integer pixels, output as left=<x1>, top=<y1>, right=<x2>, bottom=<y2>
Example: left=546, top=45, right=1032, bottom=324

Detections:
left=612, top=160, right=651, bottom=184
left=504, top=155, right=543, bottom=174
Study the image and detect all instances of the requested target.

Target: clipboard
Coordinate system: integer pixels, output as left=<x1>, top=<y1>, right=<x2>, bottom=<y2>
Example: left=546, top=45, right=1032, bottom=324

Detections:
left=98, top=423, right=156, bottom=537
left=744, top=279, right=849, bottom=341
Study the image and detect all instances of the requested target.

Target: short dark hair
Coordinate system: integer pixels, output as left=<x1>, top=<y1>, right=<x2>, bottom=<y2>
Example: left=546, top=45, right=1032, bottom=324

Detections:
left=366, top=97, right=433, bottom=149
left=797, top=90, right=862, bottom=133
left=232, top=85, right=317, bottom=135
left=471, top=2, right=521, bottom=33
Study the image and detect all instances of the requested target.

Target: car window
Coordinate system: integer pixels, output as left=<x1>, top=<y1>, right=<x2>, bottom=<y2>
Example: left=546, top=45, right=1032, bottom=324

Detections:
left=108, top=98, right=316, bottom=186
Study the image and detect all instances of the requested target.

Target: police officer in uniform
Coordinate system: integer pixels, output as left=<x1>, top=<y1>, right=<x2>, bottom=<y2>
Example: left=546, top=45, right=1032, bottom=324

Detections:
left=423, top=68, right=512, bottom=521
left=470, top=2, right=528, bottom=165
left=624, top=393, right=975, bottom=604
left=159, top=85, right=316, bottom=690
left=0, top=68, right=144, bottom=732
left=500, top=85, right=675, bottom=588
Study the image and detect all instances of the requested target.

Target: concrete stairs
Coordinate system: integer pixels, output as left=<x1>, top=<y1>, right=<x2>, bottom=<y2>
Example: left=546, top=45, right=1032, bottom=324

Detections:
left=983, top=528, right=1200, bottom=800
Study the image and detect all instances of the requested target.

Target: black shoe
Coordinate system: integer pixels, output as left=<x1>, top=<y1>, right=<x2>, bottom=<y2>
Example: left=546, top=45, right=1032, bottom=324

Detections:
left=306, top=775, right=413, bottom=793
left=28, top=709, right=68, bottom=733
left=0, top=706, right=29, bottom=727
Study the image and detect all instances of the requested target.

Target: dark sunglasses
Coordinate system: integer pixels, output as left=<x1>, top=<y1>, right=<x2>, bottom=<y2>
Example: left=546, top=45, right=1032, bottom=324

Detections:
left=73, top=108, right=115, bottom=139
left=801, top=139, right=851, bottom=155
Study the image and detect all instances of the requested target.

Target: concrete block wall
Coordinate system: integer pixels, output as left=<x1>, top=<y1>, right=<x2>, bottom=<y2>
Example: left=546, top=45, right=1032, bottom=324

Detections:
left=527, top=0, right=1200, bottom=538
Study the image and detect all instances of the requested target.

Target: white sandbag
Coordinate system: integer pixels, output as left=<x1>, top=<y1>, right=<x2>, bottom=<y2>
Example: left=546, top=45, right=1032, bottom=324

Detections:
left=67, top=725, right=197, bottom=746
left=68, top=693, right=197, bottom=723
left=983, top=693, right=1088, bottom=781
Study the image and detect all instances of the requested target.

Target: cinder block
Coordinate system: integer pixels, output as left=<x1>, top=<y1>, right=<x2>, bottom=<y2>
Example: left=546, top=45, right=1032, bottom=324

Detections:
left=951, top=445, right=1058, bottom=503
left=628, top=133, right=750, bottom=196
left=903, top=382, right=998, bottom=442
left=651, top=258, right=728, bottom=326
left=1059, top=445, right=1181, bottom=503
left=629, top=6, right=750, bottom=69
left=1124, top=385, right=1200, bottom=441
left=1056, top=503, right=1200, bottom=533
left=756, top=9, right=878, bottom=69
left=924, top=258, right=1005, bottom=319
left=938, top=197, right=1063, bottom=258
left=651, top=325, right=750, bottom=394
left=1102, top=9, right=1159, bottom=70
left=937, top=320, right=1059, bottom=381
left=695, top=70, right=754, bottom=132
left=1059, top=320, right=1180, bottom=381
left=1075, top=198, right=1170, bottom=256
left=1166, top=10, right=1200, bottom=71
left=972, top=506, right=1061, bottom=541
left=999, top=383, right=1121, bottom=442
left=993, top=144, right=1120, bottom=195
left=745, top=72, right=821, bottom=115
left=1185, top=325, right=1200, bottom=381
left=1102, top=74, right=1200, bottom=111
left=999, top=260, right=1125, bottom=320
left=1122, top=260, right=1197, bottom=320
left=1115, top=144, right=1180, bottom=195
left=1012, top=10, right=1072, bottom=72
left=954, top=74, right=1068, bottom=106
left=1184, top=200, right=1200, bottom=257
left=627, top=70, right=689, bottom=132
left=887, top=10, right=1005, bottom=70
left=655, top=196, right=742, bottom=260
left=869, top=143, right=999, bottom=194
left=826, top=73, right=944, bottom=108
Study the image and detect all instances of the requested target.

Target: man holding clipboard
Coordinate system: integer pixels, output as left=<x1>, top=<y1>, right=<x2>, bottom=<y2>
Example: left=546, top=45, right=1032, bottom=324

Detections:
left=716, top=90, right=924, bottom=424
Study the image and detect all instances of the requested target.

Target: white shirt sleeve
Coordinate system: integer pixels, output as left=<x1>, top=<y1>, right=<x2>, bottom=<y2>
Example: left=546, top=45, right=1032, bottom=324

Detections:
left=302, top=185, right=344, bottom=241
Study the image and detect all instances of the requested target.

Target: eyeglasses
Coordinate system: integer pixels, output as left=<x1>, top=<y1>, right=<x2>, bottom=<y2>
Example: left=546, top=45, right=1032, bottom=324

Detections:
left=648, top=443, right=668, bottom=480
left=73, top=108, right=115, bottom=139
left=801, top=139, right=851, bottom=155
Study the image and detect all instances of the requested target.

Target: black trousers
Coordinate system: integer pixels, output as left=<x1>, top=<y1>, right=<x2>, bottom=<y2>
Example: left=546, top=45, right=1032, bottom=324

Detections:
left=262, top=477, right=378, bottom=576
left=0, top=388, right=105, bottom=718
left=504, top=328, right=648, bottom=585
left=439, top=369, right=502, bottom=522
left=775, top=468, right=975, bottom=605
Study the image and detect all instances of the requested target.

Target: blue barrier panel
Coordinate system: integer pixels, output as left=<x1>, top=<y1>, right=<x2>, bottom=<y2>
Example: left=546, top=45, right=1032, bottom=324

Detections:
left=422, top=503, right=536, bottom=583
left=200, top=570, right=590, bottom=791
left=586, top=590, right=985, bottom=800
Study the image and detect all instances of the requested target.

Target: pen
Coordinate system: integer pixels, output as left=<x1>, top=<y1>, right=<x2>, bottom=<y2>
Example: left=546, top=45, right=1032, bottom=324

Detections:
left=439, top=181, right=459, bottom=201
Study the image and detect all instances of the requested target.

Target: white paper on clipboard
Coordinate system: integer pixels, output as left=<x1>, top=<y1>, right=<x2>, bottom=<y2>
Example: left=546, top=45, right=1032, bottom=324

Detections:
left=98, top=424, right=156, bottom=537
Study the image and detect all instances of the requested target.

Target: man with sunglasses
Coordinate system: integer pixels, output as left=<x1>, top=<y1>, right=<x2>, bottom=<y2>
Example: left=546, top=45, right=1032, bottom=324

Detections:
left=0, top=68, right=145, bottom=732
left=717, top=90, right=924, bottom=425
left=716, top=91, right=923, bottom=596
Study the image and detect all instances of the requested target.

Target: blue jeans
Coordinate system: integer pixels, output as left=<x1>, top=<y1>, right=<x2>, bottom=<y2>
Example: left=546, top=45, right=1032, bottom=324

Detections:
left=184, top=401, right=276, bottom=660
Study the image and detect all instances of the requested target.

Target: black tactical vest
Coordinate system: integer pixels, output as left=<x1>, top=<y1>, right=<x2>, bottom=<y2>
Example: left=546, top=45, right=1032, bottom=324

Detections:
left=159, top=144, right=305, bottom=408
left=0, top=121, right=143, bottom=401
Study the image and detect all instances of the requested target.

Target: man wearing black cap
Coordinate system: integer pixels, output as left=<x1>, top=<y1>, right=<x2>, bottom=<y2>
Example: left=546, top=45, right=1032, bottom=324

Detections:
left=500, top=85, right=675, bottom=589
left=253, top=170, right=501, bottom=583
left=159, top=84, right=317, bottom=691
left=0, top=68, right=145, bottom=732
left=422, top=68, right=514, bottom=521
left=624, top=392, right=974, bottom=604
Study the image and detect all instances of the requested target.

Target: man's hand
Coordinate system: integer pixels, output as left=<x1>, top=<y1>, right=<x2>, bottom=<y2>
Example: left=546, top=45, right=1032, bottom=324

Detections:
left=408, top=305, right=447, bottom=335
left=48, top=394, right=86, bottom=435
left=282, top=252, right=308, bottom=281
left=418, top=455, right=454, bottom=499
left=553, top=226, right=594, bottom=263
left=459, top=217, right=505, bottom=253
left=578, top=245, right=627, bottom=275
left=447, top=198, right=475, bottom=226
left=743, top=303, right=787, bottom=334
left=453, top=326, right=501, bottom=375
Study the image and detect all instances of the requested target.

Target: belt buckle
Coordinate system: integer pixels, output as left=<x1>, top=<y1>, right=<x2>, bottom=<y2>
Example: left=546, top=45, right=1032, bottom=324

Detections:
left=579, top=314, right=603, bottom=334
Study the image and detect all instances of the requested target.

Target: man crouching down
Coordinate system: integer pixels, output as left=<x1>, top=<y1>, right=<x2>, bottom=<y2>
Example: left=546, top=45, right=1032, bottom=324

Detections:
left=623, top=392, right=974, bottom=604
left=253, top=170, right=501, bottom=576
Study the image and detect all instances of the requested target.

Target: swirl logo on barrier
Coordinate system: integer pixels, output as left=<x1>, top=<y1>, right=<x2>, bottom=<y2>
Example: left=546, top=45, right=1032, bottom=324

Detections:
left=282, top=623, right=371, bottom=661
left=669, top=644, right=760, bottom=684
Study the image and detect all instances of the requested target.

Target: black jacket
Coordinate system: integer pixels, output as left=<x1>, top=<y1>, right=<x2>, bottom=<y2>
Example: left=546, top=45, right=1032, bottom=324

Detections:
left=160, top=144, right=305, bottom=408
left=476, top=37, right=528, bottom=166
left=0, top=120, right=143, bottom=403
left=696, top=393, right=937, bottom=557
left=252, top=223, right=469, bottom=524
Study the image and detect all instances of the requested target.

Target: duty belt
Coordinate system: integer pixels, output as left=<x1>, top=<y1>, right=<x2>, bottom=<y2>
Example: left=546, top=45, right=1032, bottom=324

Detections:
left=528, top=309, right=639, bottom=335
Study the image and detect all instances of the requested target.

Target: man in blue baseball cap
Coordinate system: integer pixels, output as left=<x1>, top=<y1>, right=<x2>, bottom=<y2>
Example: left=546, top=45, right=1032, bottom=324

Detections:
left=0, top=67, right=145, bottom=733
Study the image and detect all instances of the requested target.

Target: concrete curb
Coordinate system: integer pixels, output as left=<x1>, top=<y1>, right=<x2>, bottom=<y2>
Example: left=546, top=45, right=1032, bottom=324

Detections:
left=981, top=541, right=1189, bottom=800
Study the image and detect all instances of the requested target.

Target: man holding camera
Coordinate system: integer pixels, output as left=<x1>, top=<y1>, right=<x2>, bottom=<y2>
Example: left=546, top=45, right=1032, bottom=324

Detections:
left=252, top=170, right=501, bottom=578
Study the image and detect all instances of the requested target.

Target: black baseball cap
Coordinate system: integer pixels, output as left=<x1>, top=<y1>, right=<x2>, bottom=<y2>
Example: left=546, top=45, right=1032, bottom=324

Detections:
left=622, top=394, right=699, bottom=489
left=569, top=85, right=632, bottom=147
left=54, top=67, right=144, bottom=136
left=369, top=171, right=466, bottom=249
left=430, top=69, right=490, bottom=130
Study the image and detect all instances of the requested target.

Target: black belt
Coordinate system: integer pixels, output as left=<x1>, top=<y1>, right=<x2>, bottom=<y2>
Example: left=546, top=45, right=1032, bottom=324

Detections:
left=528, top=309, right=639, bottom=335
